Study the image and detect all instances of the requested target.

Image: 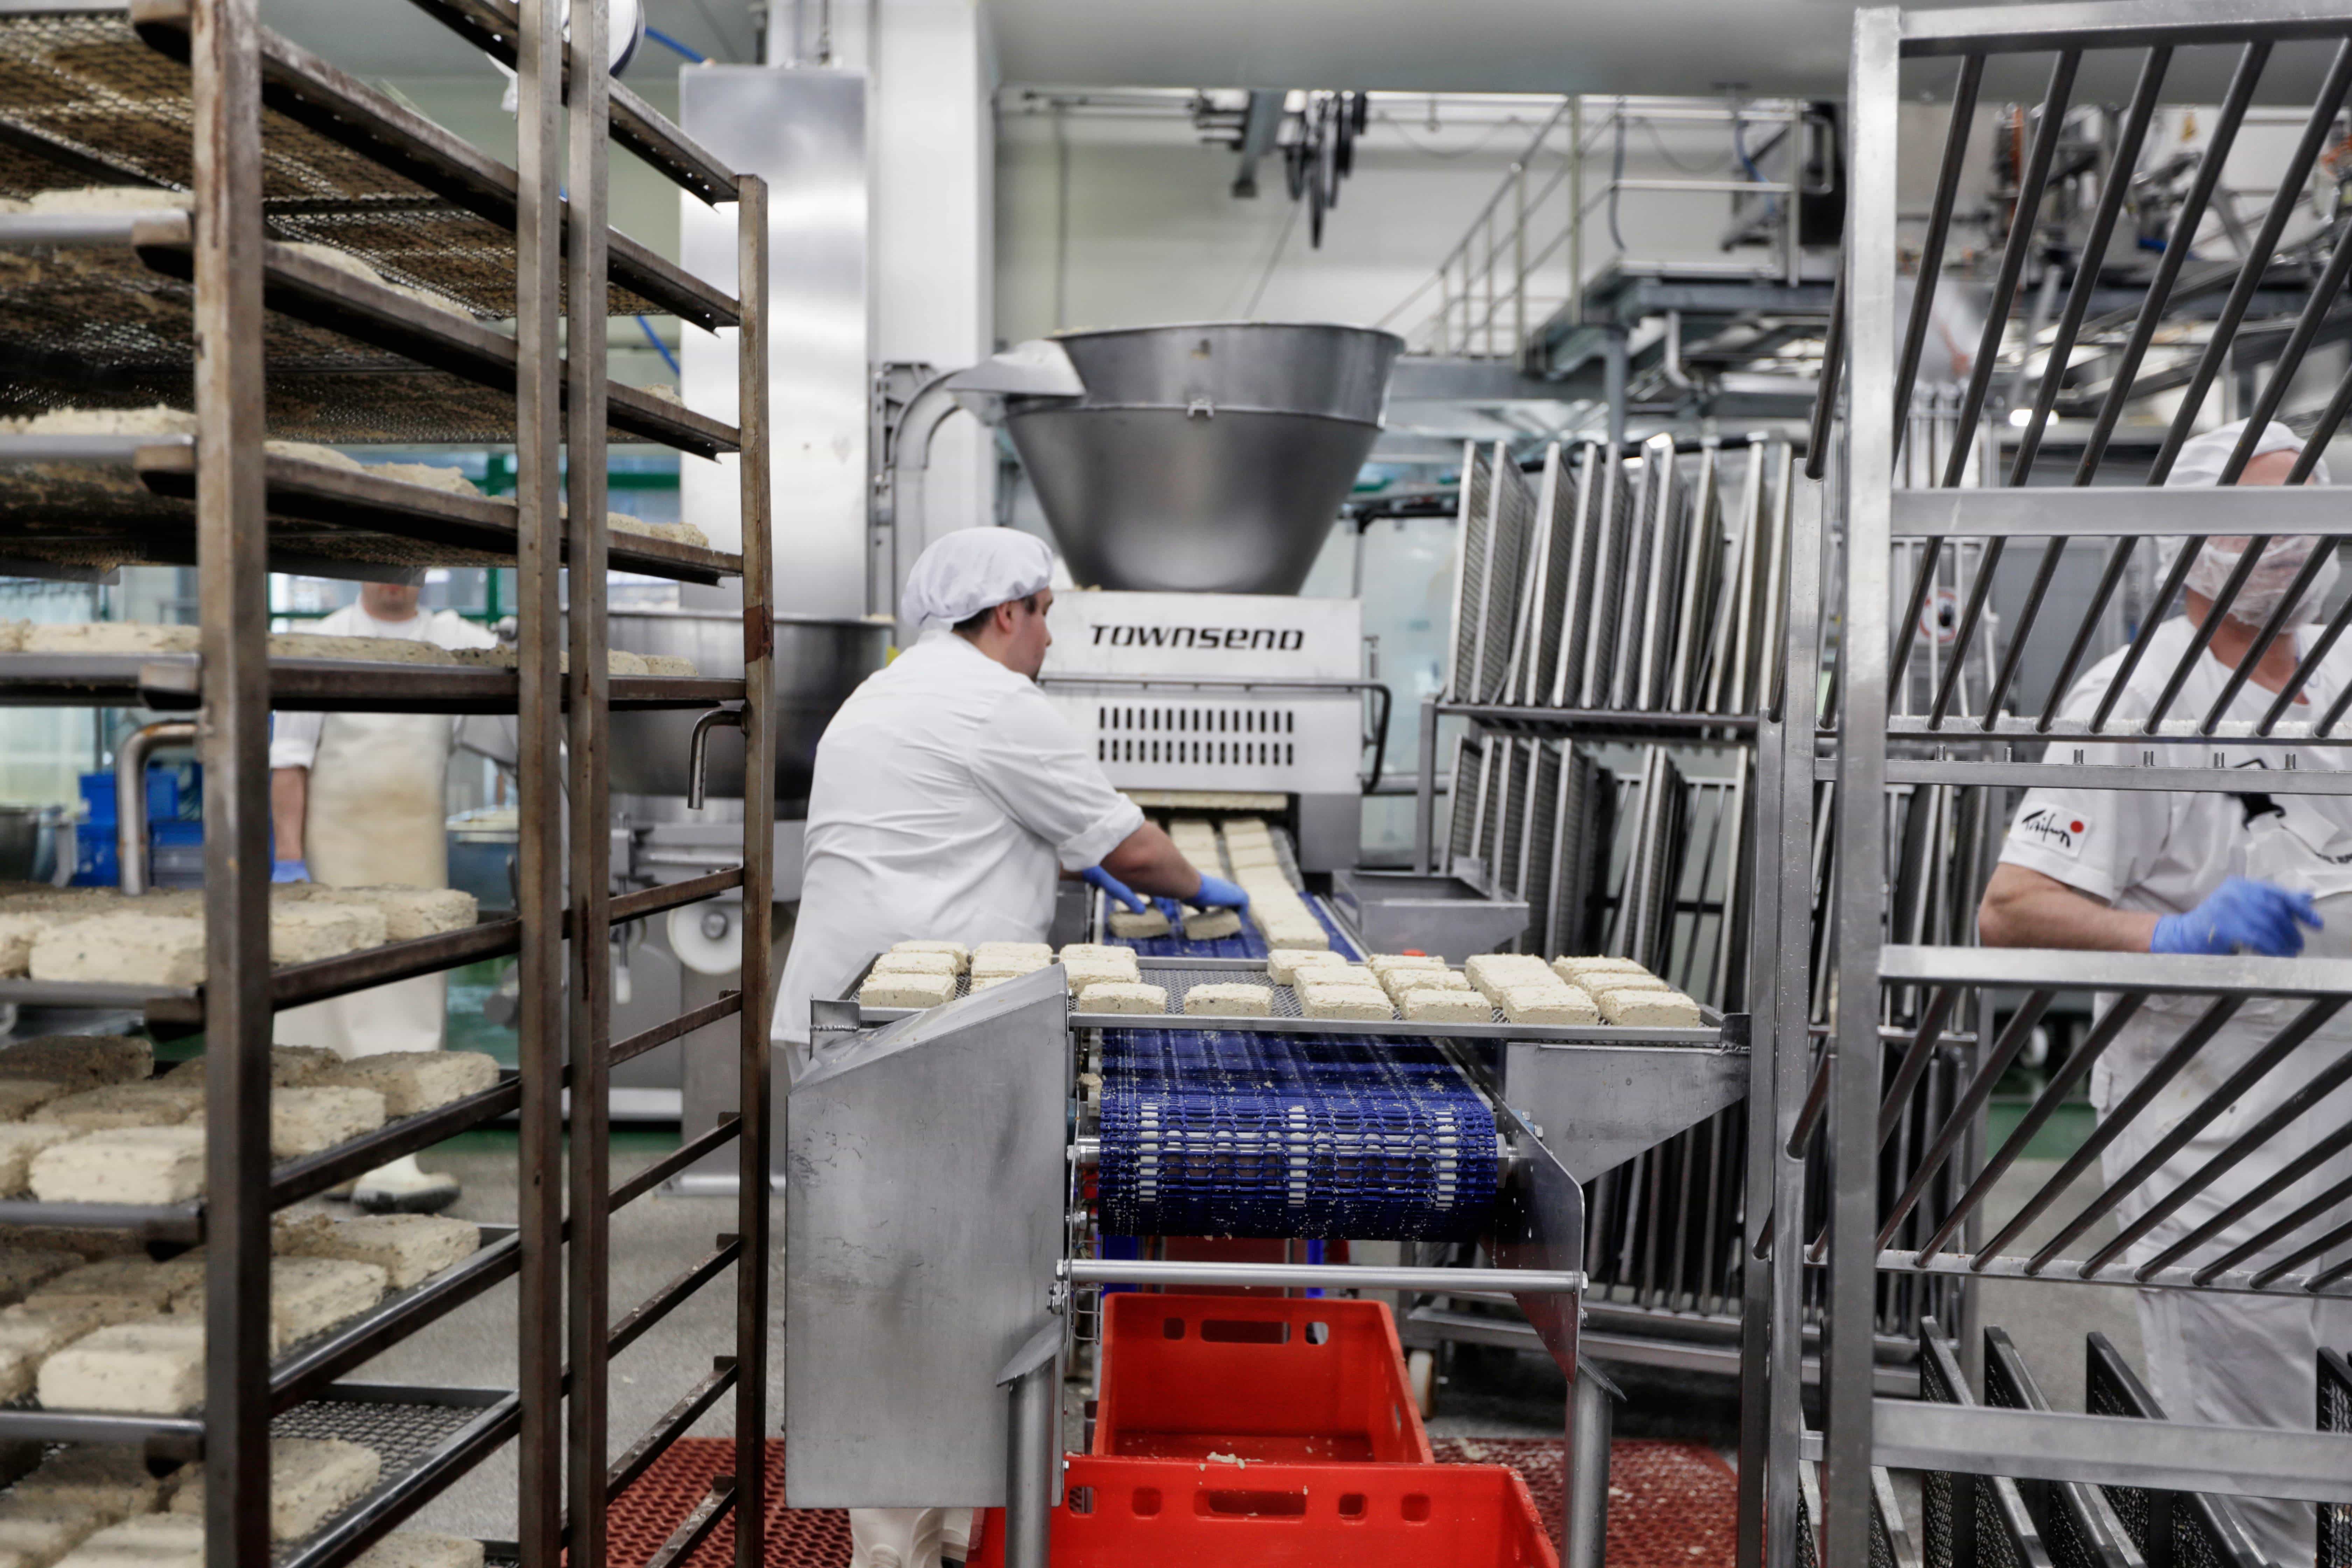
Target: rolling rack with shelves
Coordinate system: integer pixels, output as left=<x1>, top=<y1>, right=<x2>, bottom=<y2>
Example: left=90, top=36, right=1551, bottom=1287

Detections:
left=1785, top=5, right=2352, bottom=1566
left=0, top=0, right=774, bottom=1562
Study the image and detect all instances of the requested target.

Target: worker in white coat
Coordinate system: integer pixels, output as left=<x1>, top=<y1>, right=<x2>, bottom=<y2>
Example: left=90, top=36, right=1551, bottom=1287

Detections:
left=775, top=526, right=1247, bottom=1568
left=270, top=578, right=498, bottom=1214
left=1979, top=419, right=2352, bottom=1564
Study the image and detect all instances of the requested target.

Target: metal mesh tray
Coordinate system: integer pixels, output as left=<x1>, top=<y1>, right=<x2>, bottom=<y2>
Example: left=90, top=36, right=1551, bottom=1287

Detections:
left=0, top=435, right=741, bottom=582
left=0, top=5, right=732, bottom=328
left=273, top=1383, right=517, bottom=1568
left=0, top=217, right=737, bottom=454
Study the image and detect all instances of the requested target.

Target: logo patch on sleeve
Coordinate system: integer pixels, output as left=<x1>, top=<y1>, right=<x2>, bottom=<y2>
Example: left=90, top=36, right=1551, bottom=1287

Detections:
left=2016, top=806, right=2087, bottom=859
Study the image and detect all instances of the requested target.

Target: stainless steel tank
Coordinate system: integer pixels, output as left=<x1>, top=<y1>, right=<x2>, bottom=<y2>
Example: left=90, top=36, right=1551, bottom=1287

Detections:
left=1004, top=322, right=1402, bottom=595
left=606, top=608, right=888, bottom=811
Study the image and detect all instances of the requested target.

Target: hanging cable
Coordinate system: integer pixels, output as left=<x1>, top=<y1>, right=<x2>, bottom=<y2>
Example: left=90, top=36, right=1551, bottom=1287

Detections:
left=635, top=315, right=680, bottom=376
left=644, top=25, right=707, bottom=62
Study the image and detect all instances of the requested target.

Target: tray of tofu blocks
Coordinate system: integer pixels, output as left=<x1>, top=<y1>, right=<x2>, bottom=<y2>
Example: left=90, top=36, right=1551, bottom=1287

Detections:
left=0, top=1387, right=507, bottom=1567
left=851, top=943, right=1726, bottom=1046
left=0, top=1215, right=510, bottom=1423
left=0, top=880, right=506, bottom=1023
left=0, top=1032, right=508, bottom=1236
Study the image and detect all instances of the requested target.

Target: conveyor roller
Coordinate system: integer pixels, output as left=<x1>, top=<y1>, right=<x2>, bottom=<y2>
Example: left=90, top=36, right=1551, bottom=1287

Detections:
left=1097, top=1028, right=1499, bottom=1241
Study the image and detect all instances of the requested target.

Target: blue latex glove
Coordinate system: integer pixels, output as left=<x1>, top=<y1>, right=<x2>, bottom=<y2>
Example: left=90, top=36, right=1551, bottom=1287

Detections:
left=271, top=859, right=309, bottom=884
left=1191, top=873, right=1251, bottom=911
left=2151, top=876, right=2320, bottom=957
left=1155, top=896, right=1185, bottom=925
left=1081, top=864, right=1147, bottom=913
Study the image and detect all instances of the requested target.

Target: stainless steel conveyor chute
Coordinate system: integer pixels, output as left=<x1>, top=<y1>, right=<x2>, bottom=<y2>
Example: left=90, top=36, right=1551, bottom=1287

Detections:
left=785, top=960, right=1754, bottom=1566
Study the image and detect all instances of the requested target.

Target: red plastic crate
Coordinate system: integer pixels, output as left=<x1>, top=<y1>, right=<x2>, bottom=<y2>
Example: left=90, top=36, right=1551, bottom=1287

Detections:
left=969, top=1455, right=1559, bottom=1568
left=1094, top=1292, right=1432, bottom=1464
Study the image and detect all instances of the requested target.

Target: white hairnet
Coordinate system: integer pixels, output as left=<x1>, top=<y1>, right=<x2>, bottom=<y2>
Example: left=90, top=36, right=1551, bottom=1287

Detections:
left=898, top=528, right=1056, bottom=630
left=2157, top=419, right=2338, bottom=625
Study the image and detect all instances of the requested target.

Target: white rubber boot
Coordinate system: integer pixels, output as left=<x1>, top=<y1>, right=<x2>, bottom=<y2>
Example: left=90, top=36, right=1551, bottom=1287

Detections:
left=350, top=1154, right=461, bottom=1215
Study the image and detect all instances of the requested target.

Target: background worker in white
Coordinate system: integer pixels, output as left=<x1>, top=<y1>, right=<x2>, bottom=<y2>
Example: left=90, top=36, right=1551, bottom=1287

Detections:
left=774, top=527, right=1247, bottom=1568
left=1979, top=419, right=2352, bottom=1564
left=270, top=578, right=497, bottom=1214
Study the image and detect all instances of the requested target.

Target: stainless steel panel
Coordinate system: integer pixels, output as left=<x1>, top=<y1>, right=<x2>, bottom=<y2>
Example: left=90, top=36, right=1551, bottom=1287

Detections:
left=680, top=69, right=868, bottom=617
left=604, top=607, right=886, bottom=807
left=784, top=968, right=1070, bottom=1506
left=1292, top=791, right=1362, bottom=872
left=1329, top=868, right=1528, bottom=961
left=1506, top=1040, right=1751, bottom=1183
left=1004, top=323, right=1400, bottom=595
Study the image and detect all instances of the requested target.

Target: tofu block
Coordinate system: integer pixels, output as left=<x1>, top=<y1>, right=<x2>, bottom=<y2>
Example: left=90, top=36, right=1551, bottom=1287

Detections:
left=0, top=1037, right=148, bottom=1091
left=1259, top=920, right=1330, bottom=952
left=0, top=1126, right=76, bottom=1194
left=0, top=912, right=49, bottom=979
left=269, top=901, right=388, bottom=965
left=266, top=634, right=456, bottom=665
left=0, top=1298, right=152, bottom=1358
left=271, top=1258, right=388, bottom=1352
left=1057, top=943, right=1129, bottom=962
left=1382, top=968, right=1471, bottom=1003
left=0, top=1227, right=139, bottom=1262
left=1577, top=972, right=1671, bottom=994
left=272, top=1086, right=387, bottom=1158
left=1298, top=964, right=1377, bottom=990
left=38, top=1317, right=205, bottom=1412
left=967, top=976, right=1011, bottom=991
left=967, top=961, right=1045, bottom=985
left=887, top=940, right=967, bottom=972
left=1402, top=988, right=1495, bottom=1023
left=278, top=884, right=476, bottom=942
left=30, top=1127, right=205, bottom=1204
left=308, top=1051, right=497, bottom=1117
left=1298, top=986, right=1394, bottom=1021
left=1366, top=953, right=1448, bottom=976
left=39, top=1084, right=202, bottom=1134
left=1550, top=955, right=1654, bottom=985
left=1592, top=988, right=1705, bottom=1028
left=352, top=1534, right=487, bottom=1568
left=641, top=654, right=700, bottom=677
left=0, top=1247, right=80, bottom=1306
left=1497, top=984, right=1600, bottom=1026
left=34, top=1254, right=205, bottom=1314
left=28, top=915, right=204, bottom=988
left=9, top=1446, right=167, bottom=1524
left=1074, top=982, right=1166, bottom=1015
left=1464, top=954, right=1556, bottom=999
left=1182, top=983, right=1273, bottom=1017
left=55, top=1515, right=204, bottom=1568
left=0, top=1346, right=34, bottom=1404
left=1181, top=907, right=1244, bottom=941
left=171, top=1437, right=379, bottom=1541
left=972, top=941, right=1052, bottom=966
left=0, top=1501, right=105, bottom=1566
left=1266, top=948, right=1346, bottom=986
left=859, top=971, right=953, bottom=1009
left=1107, top=907, right=1170, bottom=939
left=19, top=623, right=197, bottom=656
left=869, top=949, right=957, bottom=976
left=274, top=1214, right=479, bottom=1290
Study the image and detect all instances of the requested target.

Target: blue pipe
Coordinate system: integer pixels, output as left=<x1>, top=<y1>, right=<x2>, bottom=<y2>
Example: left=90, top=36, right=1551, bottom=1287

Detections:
left=635, top=315, right=681, bottom=376
left=645, top=26, right=706, bottom=62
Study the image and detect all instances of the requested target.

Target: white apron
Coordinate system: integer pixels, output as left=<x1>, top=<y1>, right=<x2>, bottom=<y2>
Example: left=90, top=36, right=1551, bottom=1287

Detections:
left=2097, top=794, right=2352, bottom=1566
left=274, top=708, right=453, bottom=1060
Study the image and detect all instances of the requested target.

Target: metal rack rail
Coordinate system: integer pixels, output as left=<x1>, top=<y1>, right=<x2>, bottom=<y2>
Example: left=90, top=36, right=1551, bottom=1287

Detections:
left=0, top=0, right=773, bottom=1561
left=1799, top=5, right=2352, bottom=1567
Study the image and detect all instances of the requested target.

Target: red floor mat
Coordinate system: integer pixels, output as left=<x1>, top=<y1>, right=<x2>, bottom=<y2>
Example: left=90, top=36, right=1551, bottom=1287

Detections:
left=606, top=1436, right=1736, bottom=1567
left=1433, top=1436, right=1739, bottom=1568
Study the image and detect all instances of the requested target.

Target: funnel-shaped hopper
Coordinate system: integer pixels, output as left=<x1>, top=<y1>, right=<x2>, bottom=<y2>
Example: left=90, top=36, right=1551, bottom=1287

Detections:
left=1004, top=322, right=1402, bottom=595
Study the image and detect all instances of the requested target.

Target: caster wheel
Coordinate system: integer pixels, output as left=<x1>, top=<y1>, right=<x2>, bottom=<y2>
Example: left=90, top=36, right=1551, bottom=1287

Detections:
left=1408, top=1348, right=1437, bottom=1419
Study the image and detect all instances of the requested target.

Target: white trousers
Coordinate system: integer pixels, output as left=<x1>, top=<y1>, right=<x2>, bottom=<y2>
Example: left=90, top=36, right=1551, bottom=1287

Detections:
left=2134, top=1286, right=2352, bottom=1566
left=848, top=1507, right=973, bottom=1568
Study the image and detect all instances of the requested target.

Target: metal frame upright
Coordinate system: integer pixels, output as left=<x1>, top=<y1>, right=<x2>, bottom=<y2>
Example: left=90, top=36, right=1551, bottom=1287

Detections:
left=1809, top=2, right=2352, bottom=1561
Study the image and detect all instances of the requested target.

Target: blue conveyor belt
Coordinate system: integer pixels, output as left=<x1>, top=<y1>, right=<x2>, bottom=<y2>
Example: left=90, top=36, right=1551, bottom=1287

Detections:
left=1097, top=1028, right=1498, bottom=1241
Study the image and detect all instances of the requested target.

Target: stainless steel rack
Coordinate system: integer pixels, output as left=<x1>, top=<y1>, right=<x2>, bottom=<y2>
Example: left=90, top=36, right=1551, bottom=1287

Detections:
left=0, top=0, right=774, bottom=1562
left=1795, top=5, right=2352, bottom=1566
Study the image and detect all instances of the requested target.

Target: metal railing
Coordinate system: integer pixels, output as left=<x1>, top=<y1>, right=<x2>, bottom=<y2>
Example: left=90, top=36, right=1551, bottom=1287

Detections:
left=1394, top=96, right=1820, bottom=364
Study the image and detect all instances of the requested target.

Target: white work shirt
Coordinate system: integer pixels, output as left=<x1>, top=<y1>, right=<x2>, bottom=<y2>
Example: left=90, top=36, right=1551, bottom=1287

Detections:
left=1997, top=615, right=2352, bottom=918
left=267, top=602, right=498, bottom=770
left=771, top=626, right=1144, bottom=1045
